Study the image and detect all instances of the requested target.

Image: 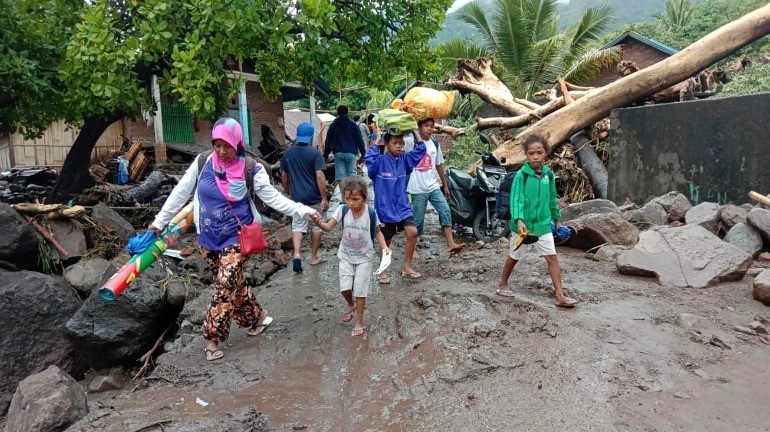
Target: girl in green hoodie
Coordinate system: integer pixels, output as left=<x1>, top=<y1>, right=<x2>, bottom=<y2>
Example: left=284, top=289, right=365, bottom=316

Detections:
left=496, top=134, right=578, bottom=307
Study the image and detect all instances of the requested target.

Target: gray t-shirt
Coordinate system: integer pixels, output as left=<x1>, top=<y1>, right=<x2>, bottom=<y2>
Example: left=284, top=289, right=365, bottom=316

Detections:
left=331, top=205, right=376, bottom=264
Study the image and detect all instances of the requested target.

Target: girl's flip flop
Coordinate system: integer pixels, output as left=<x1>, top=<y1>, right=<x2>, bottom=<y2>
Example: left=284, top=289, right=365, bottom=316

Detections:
left=340, top=306, right=356, bottom=322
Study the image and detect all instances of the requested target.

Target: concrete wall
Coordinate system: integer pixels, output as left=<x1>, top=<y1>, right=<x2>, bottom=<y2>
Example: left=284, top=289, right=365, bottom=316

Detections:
left=607, top=92, right=770, bottom=205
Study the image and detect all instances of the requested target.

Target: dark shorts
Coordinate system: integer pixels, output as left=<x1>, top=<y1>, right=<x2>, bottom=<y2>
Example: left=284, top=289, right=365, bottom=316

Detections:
left=380, top=216, right=416, bottom=240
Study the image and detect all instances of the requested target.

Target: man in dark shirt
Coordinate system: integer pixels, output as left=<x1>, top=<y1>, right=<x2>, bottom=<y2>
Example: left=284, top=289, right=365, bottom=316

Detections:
left=281, top=122, right=329, bottom=272
left=323, top=105, right=366, bottom=181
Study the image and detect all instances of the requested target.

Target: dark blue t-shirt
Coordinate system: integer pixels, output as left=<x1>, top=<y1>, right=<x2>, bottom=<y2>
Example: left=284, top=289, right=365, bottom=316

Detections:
left=280, top=142, right=326, bottom=205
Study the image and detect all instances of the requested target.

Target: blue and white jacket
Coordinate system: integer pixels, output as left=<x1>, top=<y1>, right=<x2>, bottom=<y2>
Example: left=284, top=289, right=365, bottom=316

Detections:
left=365, top=142, right=426, bottom=223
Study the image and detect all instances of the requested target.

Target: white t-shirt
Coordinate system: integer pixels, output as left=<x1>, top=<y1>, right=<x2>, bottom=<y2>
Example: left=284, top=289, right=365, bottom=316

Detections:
left=331, top=205, right=375, bottom=264
left=404, top=135, right=444, bottom=194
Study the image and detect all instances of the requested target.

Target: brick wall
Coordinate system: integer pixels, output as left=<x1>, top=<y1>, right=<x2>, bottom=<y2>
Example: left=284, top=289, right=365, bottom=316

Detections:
left=122, top=81, right=286, bottom=157
left=586, top=40, right=670, bottom=88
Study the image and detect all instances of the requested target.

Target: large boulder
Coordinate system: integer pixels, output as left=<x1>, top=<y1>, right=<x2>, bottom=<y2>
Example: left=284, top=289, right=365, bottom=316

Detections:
left=617, top=225, right=752, bottom=288
left=90, top=203, right=135, bottom=242
left=753, top=270, right=770, bottom=305
left=720, top=204, right=748, bottom=228
left=747, top=208, right=770, bottom=242
left=64, top=277, right=168, bottom=369
left=651, top=191, right=692, bottom=222
left=0, top=271, right=84, bottom=407
left=0, top=203, right=38, bottom=267
left=724, top=223, right=763, bottom=257
left=64, top=258, right=117, bottom=299
left=685, top=202, right=722, bottom=233
left=48, top=220, right=87, bottom=263
left=565, top=213, right=639, bottom=251
left=625, top=202, right=668, bottom=227
left=4, top=365, right=88, bottom=432
left=558, top=199, right=619, bottom=222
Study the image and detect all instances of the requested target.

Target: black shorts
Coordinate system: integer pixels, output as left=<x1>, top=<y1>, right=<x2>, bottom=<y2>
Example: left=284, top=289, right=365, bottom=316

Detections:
left=380, top=216, right=416, bottom=240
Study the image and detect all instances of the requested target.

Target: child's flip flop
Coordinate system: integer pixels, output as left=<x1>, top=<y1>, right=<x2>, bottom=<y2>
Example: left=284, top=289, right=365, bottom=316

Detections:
left=292, top=258, right=303, bottom=273
left=340, top=306, right=356, bottom=322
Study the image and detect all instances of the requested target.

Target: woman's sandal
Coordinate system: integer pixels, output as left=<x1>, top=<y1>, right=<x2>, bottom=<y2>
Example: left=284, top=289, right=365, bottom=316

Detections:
left=340, top=306, right=356, bottom=323
left=555, top=297, right=578, bottom=308
left=247, top=316, right=274, bottom=336
left=378, top=273, right=391, bottom=284
left=351, top=326, right=368, bottom=337
left=205, top=348, right=223, bottom=361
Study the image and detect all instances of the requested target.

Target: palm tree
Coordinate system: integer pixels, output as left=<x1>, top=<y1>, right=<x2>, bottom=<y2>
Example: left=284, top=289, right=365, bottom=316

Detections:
left=438, top=0, right=621, bottom=98
left=654, top=0, right=695, bottom=31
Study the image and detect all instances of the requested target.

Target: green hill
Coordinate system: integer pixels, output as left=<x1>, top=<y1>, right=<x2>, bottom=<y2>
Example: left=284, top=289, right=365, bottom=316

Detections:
left=433, top=0, right=705, bottom=45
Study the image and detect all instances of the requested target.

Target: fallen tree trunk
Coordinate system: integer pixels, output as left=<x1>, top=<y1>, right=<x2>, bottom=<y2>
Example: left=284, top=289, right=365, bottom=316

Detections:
left=571, top=132, right=608, bottom=199
left=120, top=171, right=166, bottom=204
left=482, top=3, right=770, bottom=167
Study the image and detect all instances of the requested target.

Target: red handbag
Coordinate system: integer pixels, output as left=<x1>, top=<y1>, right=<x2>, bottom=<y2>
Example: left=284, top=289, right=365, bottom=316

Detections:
left=226, top=200, right=268, bottom=255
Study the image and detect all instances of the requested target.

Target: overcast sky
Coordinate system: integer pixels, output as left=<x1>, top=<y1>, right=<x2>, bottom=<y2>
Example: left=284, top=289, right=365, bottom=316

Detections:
left=449, top=0, right=473, bottom=12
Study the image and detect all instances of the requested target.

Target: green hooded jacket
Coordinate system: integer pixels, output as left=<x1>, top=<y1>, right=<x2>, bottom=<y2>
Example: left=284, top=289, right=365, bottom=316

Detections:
left=509, top=162, right=560, bottom=236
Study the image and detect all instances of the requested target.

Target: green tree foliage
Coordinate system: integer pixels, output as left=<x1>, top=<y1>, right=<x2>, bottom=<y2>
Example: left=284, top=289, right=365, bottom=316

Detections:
left=0, top=0, right=82, bottom=136
left=653, top=0, right=696, bottom=31
left=437, top=0, right=621, bottom=98
left=717, top=63, right=770, bottom=98
left=609, top=0, right=770, bottom=56
left=60, top=0, right=454, bottom=122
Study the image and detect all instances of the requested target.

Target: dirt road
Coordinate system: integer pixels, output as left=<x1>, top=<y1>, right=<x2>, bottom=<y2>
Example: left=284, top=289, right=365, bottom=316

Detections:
left=67, top=231, right=770, bottom=431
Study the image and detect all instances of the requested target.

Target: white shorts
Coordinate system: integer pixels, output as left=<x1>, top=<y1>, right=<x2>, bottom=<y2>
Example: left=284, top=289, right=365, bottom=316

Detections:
left=509, top=232, right=556, bottom=260
left=339, top=260, right=372, bottom=298
left=292, top=203, right=322, bottom=233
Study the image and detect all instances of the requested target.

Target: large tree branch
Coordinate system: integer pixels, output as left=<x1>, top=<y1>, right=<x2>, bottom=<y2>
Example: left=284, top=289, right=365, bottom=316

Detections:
left=488, top=3, right=770, bottom=168
left=443, top=58, right=535, bottom=117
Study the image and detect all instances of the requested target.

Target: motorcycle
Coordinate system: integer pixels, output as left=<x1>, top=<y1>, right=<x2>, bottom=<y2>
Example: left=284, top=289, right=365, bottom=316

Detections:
left=446, top=135, right=509, bottom=243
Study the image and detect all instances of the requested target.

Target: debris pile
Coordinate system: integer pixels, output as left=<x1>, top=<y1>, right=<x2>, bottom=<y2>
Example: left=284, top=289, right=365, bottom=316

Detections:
left=0, top=168, right=58, bottom=204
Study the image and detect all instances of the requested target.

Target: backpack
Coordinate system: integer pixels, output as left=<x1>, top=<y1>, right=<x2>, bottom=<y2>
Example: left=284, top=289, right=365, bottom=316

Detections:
left=495, top=170, right=554, bottom=220
left=340, top=204, right=378, bottom=243
left=195, top=150, right=270, bottom=213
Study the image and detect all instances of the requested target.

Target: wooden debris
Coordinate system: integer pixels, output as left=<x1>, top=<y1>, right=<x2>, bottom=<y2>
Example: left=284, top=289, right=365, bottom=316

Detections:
left=12, top=203, right=66, bottom=214
left=45, top=205, right=87, bottom=220
left=21, top=214, right=70, bottom=258
left=749, top=191, right=770, bottom=207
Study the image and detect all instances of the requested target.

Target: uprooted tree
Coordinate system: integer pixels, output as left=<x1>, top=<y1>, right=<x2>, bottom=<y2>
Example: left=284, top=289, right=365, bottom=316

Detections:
left=443, top=3, right=770, bottom=180
left=42, top=0, right=453, bottom=202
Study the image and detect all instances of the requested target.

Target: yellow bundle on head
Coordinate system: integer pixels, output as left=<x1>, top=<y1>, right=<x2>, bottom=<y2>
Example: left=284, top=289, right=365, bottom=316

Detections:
left=392, top=87, right=457, bottom=121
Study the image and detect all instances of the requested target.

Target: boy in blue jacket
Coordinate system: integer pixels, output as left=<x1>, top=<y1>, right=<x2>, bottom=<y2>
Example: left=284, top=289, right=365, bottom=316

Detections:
left=365, top=130, right=426, bottom=283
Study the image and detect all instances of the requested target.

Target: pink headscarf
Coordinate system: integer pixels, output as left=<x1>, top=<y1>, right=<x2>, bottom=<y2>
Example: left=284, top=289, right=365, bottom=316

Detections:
left=210, top=117, right=247, bottom=201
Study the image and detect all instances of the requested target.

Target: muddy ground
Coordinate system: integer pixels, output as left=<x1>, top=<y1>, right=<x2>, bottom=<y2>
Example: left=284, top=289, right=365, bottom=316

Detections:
left=64, top=215, right=770, bottom=432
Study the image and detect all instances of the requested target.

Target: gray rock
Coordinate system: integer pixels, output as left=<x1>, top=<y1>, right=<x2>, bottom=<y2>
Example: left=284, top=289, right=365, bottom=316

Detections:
left=685, top=202, right=722, bottom=233
left=0, top=203, right=38, bottom=267
left=87, top=374, right=126, bottom=393
left=164, top=277, right=190, bottom=310
left=179, top=289, right=212, bottom=334
left=723, top=223, right=763, bottom=257
left=617, top=225, right=752, bottom=288
left=559, top=199, right=619, bottom=222
left=0, top=271, right=84, bottom=405
left=565, top=213, right=639, bottom=251
left=64, top=278, right=168, bottom=369
left=250, top=269, right=267, bottom=286
left=720, top=204, right=748, bottom=228
left=588, top=245, right=631, bottom=262
left=675, top=313, right=706, bottom=329
left=651, top=191, right=692, bottom=222
left=48, top=220, right=87, bottom=263
left=90, top=203, right=135, bottom=242
left=181, top=255, right=209, bottom=275
left=64, top=258, right=117, bottom=299
left=747, top=208, right=770, bottom=242
left=753, top=270, right=770, bottom=306
left=626, top=202, right=668, bottom=227
left=4, top=365, right=88, bottom=432
left=732, top=325, right=757, bottom=336
left=748, top=320, right=768, bottom=334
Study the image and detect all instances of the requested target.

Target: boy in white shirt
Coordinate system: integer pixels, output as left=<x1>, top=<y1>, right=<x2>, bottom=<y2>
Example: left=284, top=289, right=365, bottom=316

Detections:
left=403, top=118, right=466, bottom=253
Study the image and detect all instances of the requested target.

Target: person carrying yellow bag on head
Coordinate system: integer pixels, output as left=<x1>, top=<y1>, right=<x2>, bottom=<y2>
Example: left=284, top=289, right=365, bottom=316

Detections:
left=392, top=87, right=457, bottom=122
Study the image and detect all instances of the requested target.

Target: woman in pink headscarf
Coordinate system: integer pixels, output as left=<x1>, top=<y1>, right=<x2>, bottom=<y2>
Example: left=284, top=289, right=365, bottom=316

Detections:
left=150, top=117, right=322, bottom=361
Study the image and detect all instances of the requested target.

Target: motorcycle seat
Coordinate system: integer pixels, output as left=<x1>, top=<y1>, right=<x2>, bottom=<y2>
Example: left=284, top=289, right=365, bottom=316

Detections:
left=447, top=169, right=475, bottom=190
